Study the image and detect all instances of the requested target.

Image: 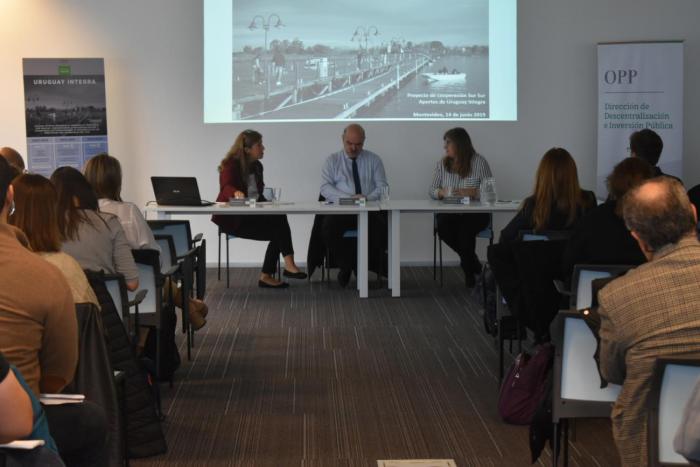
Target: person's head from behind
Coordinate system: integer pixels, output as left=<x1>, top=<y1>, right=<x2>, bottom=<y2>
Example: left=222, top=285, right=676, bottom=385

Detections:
left=8, top=174, right=61, bottom=253
left=220, top=129, right=263, bottom=174
left=622, top=177, right=697, bottom=258
left=342, top=124, right=366, bottom=159
left=84, top=153, right=122, bottom=202
left=50, top=166, right=99, bottom=240
left=442, top=127, right=475, bottom=177
left=531, top=147, right=583, bottom=230
left=0, top=157, right=15, bottom=223
left=0, top=147, right=25, bottom=172
left=607, top=157, right=655, bottom=215
left=629, top=129, right=663, bottom=166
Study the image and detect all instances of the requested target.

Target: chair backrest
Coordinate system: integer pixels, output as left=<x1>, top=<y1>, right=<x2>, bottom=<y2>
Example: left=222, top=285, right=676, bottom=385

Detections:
left=551, top=311, right=622, bottom=422
left=648, top=356, right=700, bottom=466
left=154, top=234, right=177, bottom=273
left=570, top=264, right=635, bottom=309
left=130, top=249, right=162, bottom=327
left=103, top=273, right=129, bottom=325
left=147, top=220, right=192, bottom=258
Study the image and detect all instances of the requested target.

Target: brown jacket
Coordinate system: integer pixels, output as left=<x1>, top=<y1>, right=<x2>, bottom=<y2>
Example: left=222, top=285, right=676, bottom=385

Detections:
left=0, top=224, right=77, bottom=395
left=599, top=235, right=700, bottom=466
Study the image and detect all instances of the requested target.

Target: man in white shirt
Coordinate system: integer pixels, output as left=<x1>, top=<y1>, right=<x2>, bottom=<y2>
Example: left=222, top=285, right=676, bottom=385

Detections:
left=320, top=124, right=388, bottom=287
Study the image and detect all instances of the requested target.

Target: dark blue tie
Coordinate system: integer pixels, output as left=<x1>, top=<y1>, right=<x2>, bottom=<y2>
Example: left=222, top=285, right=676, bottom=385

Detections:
left=352, top=158, right=362, bottom=195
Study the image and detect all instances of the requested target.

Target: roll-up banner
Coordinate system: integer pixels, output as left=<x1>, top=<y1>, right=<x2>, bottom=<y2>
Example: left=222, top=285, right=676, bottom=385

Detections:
left=596, top=42, right=683, bottom=196
left=23, top=58, right=108, bottom=177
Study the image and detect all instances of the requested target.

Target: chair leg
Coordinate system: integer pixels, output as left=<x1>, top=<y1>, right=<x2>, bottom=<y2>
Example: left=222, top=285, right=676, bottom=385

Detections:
left=433, top=230, right=437, bottom=280
left=439, top=238, right=444, bottom=287
left=217, top=231, right=221, bottom=281
left=226, top=235, right=230, bottom=288
left=552, top=421, right=560, bottom=467
left=563, top=419, right=570, bottom=467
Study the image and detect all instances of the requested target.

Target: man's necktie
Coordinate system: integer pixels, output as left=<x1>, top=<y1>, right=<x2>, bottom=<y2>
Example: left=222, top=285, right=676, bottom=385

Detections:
left=352, top=158, right=362, bottom=195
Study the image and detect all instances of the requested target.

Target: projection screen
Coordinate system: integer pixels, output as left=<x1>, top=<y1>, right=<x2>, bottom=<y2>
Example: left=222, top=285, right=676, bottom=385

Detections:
left=204, top=0, right=516, bottom=122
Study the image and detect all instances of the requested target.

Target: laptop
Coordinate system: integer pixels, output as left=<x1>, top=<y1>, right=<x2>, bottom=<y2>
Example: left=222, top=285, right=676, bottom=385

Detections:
left=151, top=177, right=214, bottom=206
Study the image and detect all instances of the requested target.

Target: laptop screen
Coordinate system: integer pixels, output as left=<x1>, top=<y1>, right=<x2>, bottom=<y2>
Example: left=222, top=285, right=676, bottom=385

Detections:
left=151, top=177, right=211, bottom=206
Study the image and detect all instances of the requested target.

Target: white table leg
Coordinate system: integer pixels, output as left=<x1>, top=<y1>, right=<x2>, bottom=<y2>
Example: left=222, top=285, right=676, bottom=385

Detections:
left=390, top=209, right=401, bottom=297
left=357, top=211, right=369, bottom=298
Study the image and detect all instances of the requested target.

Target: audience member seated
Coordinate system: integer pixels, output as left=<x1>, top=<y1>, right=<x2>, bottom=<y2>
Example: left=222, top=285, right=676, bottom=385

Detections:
left=319, top=124, right=388, bottom=287
left=561, top=156, right=655, bottom=280
left=688, top=184, right=700, bottom=231
left=429, top=127, right=493, bottom=287
left=499, top=147, right=597, bottom=243
left=0, top=352, right=65, bottom=466
left=50, top=166, right=139, bottom=291
left=0, top=146, right=25, bottom=173
left=0, top=158, right=108, bottom=467
left=9, top=173, right=99, bottom=308
left=598, top=176, right=700, bottom=466
left=629, top=128, right=681, bottom=182
left=83, top=153, right=207, bottom=328
left=0, top=351, right=33, bottom=443
left=212, top=129, right=306, bottom=289
left=487, top=148, right=596, bottom=338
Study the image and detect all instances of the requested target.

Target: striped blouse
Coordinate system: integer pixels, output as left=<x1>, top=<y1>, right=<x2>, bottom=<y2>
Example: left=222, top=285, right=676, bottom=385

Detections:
left=428, top=152, right=493, bottom=199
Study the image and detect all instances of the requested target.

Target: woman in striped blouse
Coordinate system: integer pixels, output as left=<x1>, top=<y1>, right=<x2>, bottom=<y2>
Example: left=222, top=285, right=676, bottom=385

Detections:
left=429, top=127, right=493, bottom=287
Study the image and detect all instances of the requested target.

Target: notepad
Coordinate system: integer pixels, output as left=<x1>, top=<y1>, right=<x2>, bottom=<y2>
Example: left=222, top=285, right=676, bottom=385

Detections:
left=40, top=393, right=85, bottom=405
left=0, top=440, right=45, bottom=450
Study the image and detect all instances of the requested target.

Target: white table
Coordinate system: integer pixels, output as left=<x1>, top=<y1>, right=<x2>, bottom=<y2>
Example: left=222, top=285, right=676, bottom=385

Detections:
left=145, top=201, right=380, bottom=298
left=384, top=199, right=521, bottom=297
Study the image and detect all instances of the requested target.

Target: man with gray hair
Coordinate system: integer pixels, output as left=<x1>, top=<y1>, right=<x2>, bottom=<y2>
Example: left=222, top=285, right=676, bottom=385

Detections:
left=597, top=176, right=700, bottom=466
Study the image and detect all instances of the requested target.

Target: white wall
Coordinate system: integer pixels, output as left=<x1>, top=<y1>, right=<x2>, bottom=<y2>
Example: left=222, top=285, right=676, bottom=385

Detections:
left=1, top=0, right=698, bottom=266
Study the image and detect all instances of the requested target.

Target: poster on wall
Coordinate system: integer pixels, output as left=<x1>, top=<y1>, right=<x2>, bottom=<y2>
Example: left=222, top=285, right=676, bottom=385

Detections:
left=596, top=42, right=683, bottom=196
left=23, top=58, right=108, bottom=177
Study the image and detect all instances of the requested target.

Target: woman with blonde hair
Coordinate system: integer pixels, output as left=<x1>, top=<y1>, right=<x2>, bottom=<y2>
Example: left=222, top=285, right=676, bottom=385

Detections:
left=212, top=129, right=305, bottom=288
left=9, top=173, right=99, bottom=307
left=499, top=147, right=596, bottom=243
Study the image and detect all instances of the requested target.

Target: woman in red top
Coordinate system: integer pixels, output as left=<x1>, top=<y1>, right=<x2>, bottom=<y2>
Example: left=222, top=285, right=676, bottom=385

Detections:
left=212, top=130, right=305, bottom=288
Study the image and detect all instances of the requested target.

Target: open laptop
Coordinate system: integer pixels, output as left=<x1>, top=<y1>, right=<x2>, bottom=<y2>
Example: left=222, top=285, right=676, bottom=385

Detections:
left=151, top=176, right=214, bottom=206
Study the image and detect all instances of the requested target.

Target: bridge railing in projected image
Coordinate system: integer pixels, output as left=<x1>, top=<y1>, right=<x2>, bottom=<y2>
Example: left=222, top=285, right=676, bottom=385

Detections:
left=232, top=52, right=430, bottom=119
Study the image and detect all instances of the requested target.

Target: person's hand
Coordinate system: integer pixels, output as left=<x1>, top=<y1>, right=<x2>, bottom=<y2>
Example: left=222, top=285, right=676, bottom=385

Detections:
left=454, top=188, right=477, bottom=198
left=233, top=191, right=245, bottom=199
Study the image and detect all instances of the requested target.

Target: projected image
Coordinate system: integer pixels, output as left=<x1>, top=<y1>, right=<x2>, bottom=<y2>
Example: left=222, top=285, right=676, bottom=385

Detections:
left=231, top=0, right=489, bottom=121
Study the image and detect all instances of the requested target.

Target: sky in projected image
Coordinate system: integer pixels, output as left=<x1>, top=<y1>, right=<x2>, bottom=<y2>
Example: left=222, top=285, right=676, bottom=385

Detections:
left=234, top=0, right=488, bottom=51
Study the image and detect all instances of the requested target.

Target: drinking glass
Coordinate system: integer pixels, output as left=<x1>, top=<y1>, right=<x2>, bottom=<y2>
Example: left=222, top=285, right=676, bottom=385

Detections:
left=480, top=177, right=497, bottom=205
left=444, top=186, right=453, bottom=198
left=272, top=187, right=282, bottom=204
left=248, top=197, right=256, bottom=207
left=380, top=185, right=390, bottom=203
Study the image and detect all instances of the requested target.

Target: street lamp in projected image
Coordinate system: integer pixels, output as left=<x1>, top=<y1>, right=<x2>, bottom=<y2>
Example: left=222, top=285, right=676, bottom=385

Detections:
left=351, top=26, right=379, bottom=52
left=248, top=14, right=284, bottom=51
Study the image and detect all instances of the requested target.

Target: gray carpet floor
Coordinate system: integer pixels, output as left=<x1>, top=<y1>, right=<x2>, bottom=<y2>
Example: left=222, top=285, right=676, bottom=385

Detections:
left=132, top=267, right=620, bottom=467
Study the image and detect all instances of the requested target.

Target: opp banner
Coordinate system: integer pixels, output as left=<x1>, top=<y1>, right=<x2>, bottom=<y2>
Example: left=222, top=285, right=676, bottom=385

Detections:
left=596, top=42, right=683, bottom=196
left=23, top=58, right=108, bottom=177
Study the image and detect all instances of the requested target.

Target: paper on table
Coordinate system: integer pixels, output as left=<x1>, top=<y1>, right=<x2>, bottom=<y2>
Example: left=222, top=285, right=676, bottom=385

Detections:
left=0, top=440, right=45, bottom=449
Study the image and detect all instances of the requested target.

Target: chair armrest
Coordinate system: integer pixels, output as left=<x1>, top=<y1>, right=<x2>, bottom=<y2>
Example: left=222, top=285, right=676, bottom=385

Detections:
left=553, top=279, right=571, bottom=296
left=176, top=246, right=199, bottom=261
left=163, top=264, right=180, bottom=277
left=128, top=289, right=148, bottom=308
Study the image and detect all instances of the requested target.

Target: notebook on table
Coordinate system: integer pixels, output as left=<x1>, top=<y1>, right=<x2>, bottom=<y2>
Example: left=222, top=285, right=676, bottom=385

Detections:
left=151, top=177, right=214, bottom=206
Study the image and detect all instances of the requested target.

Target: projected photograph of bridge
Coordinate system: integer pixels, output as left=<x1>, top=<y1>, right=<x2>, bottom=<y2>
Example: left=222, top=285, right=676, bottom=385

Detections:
left=230, top=0, right=489, bottom=121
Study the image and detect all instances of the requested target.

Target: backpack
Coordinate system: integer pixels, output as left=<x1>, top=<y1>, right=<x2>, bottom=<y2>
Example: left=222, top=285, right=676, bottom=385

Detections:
left=498, top=343, right=554, bottom=425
